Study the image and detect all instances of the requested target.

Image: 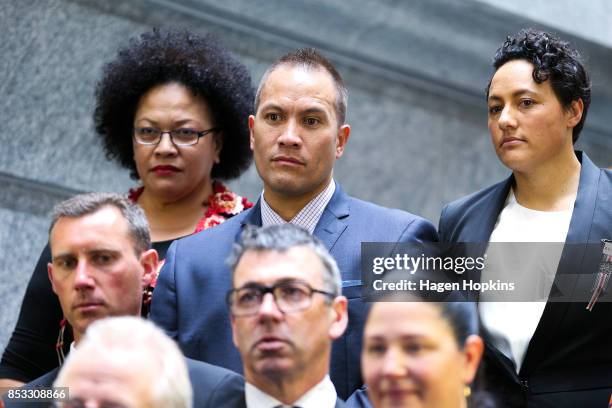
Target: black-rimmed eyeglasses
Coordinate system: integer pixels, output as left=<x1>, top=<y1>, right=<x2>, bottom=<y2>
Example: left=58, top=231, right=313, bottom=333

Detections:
left=226, top=280, right=336, bottom=316
left=133, top=127, right=219, bottom=146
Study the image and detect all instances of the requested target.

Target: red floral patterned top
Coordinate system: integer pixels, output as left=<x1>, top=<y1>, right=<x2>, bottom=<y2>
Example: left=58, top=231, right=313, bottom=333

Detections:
left=128, top=181, right=253, bottom=310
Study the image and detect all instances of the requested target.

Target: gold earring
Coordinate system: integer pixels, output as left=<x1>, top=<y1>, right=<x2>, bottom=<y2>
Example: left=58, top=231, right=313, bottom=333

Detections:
left=464, top=385, right=471, bottom=398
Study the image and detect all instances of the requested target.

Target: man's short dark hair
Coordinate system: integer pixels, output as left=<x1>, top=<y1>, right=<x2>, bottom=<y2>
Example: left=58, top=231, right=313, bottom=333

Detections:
left=254, top=48, right=348, bottom=126
left=49, top=193, right=151, bottom=254
left=487, top=28, right=591, bottom=143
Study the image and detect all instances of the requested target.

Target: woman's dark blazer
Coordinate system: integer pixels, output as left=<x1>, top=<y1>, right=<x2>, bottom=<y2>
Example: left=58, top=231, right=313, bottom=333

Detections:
left=438, top=152, right=612, bottom=407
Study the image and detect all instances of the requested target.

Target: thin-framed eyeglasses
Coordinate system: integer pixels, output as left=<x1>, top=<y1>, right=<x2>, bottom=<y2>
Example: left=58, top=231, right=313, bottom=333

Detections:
left=226, top=280, right=336, bottom=316
left=133, top=126, right=219, bottom=146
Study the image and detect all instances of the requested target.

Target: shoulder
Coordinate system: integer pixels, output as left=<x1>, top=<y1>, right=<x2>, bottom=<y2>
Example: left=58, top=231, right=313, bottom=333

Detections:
left=443, top=180, right=508, bottom=217
left=21, top=368, right=60, bottom=389
left=186, top=358, right=245, bottom=407
left=345, top=195, right=429, bottom=225
left=174, top=207, right=251, bottom=251
left=344, top=195, right=437, bottom=240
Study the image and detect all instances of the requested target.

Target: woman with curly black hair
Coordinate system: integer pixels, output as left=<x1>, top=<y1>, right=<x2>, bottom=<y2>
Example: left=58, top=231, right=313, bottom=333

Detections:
left=0, top=29, right=255, bottom=385
left=438, top=29, right=612, bottom=407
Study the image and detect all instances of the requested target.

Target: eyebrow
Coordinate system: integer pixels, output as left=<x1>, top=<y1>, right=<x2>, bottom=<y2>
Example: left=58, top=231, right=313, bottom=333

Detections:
left=258, top=104, right=330, bottom=116
left=51, top=253, right=74, bottom=263
left=488, top=88, right=538, bottom=101
left=134, top=118, right=200, bottom=126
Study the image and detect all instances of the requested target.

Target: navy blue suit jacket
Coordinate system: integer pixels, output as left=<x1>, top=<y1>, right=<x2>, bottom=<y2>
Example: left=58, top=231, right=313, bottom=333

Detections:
left=150, top=183, right=438, bottom=400
left=2, top=358, right=245, bottom=408
left=438, top=152, right=612, bottom=407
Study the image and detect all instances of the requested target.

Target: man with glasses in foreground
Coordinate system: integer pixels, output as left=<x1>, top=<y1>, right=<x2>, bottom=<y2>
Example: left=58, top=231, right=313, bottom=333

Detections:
left=227, top=224, right=348, bottom=408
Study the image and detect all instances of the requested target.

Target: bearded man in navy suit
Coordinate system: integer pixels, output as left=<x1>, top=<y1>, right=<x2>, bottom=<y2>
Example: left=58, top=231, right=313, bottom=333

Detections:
left=150, top=47, right=438, bottom=400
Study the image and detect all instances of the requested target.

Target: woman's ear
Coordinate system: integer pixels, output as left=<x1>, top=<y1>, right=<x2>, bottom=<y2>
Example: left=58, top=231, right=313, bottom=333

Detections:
left=462, top=335, right=484, bottom=384
left=566, top=98, right=584, bottom=129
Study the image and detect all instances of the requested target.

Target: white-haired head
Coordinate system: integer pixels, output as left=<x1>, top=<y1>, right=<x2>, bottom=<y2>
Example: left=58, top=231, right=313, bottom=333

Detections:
left=54, top=316, right=192, bottom=408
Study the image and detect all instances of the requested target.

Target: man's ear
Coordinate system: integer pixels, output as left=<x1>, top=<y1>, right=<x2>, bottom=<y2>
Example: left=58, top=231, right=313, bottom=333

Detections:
left=566, top=99, right=584, bottom=129
left=47, top=263, right=58, bottom=295
left=335, top=125, right=350, bottom=159
left=248, top=115, right=256, bottom=151
left=139, top=249, right=158, bottom=287
left=328, top=296, right=349, bottom=340
left=462, top=335, right=484, bottom=385
left=230, top=313, right=239, bottom=348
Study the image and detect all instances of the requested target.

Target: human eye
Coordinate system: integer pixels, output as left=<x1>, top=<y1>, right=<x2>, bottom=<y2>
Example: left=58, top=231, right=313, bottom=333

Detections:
left=488, top=105, right=502, bottom=115
left=91, top=252, right=115, bottom=266
left=365, top=341, right=387, bottom=356
left=135, top=127, right=160, bottom=143
left=303, top=117, right=321, bottom=127
left=54, top=256, right=77, bottom=270
left=237, top=288, right=262, bottom=307
left=403, top=340, right=426, bottom=354
left=278, top=283, right=308, bottom=303
left=172, top=128, right=199, bottom=144
left=519, top=98, right=534, bottom=108
left=264, top=112, right=282, bottom=123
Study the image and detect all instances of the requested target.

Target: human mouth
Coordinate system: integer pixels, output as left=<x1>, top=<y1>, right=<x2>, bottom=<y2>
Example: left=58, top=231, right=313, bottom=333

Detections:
left=381, top=386, right=418, bottom=402
left=271, top=155, right=305, bottom=166
left=255, top=335, right=289, bottom=352
left=500, top=136, right=526, bottom=147
left=73, top=301, right=104, bottom=313
left=151, top=165, right=180, bottom=176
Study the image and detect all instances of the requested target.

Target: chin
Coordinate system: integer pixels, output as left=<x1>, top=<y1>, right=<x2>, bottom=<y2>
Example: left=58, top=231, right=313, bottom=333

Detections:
left=255, top=359, right=294, bottom=378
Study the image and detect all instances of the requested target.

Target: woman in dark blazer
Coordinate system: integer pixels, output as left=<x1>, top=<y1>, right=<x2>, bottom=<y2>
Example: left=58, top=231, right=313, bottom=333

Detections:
left=438, top=29, right=612, bottom=407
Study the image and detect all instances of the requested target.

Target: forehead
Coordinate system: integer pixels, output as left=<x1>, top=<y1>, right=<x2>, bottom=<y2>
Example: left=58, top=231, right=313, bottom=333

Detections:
left=64, top=355, right=147, bottom=404
left=135, top=82, right=209, bottom=116
left=50, top=206, right=132, bottom=252
left=365, top=302, right=450, bottom=338
left=234, top=246, right=325, bottom=287
left=488, top=59, right=554, bottom=98
left=258, top=65, right=337, bottom=111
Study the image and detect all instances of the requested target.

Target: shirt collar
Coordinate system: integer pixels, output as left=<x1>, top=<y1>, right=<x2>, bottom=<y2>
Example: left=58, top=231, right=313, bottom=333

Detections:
left=260, top=180, right=335, bottom=234
left=245, top=375, right=337, bottom=408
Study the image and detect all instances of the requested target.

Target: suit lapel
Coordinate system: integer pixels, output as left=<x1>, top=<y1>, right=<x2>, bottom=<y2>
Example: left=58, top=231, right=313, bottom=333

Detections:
left=472, top=176, right=513, bottom=243
left=313, top=183, right=349, bottom=253
left=465, top=178, right=513, bottom=302
left=521, top=152, right=600, bottom=375
left=237, top=184, right=350, bottom=252
left=235, top=200, right=263, bottom=242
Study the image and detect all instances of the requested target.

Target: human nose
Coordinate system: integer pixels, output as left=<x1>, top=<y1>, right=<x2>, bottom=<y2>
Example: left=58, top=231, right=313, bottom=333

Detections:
left=73, top=260, right=95, bottom=289
left=497, top=106, right=517, bottom=130
left=381, top=346, right=408, bottom=378
left=154, top=132, right=179, bottom=155
left=277, top=119, right=302, bottom=147
left=257, top=292, right=284, bottom=321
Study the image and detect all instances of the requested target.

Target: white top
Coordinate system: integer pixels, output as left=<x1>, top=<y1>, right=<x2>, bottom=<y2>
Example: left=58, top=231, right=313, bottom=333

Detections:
left=480, top=190, right=573, bottom=372
left=245, top=375, right=337, bottom=408
left=261, top=180, right=336, bottom=234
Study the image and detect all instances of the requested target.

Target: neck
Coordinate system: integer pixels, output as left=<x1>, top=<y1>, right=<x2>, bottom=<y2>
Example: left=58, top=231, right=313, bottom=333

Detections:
left=249, top=371, right=327, bottom=406
left=513, top=149, right=580, bottom=211
left=138, top=180, right=214, bottom=241
left=263, top=178, right=331, bottom=221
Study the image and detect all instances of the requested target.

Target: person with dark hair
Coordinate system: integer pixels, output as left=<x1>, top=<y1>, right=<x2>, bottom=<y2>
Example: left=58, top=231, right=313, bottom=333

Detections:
left=438, top=29, right=612, bottom=406
left=150, top=47, right=438, bottom=400
left=0, top=29, right=255, bottom=386
left=360, top=300, right=485, bottom=408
